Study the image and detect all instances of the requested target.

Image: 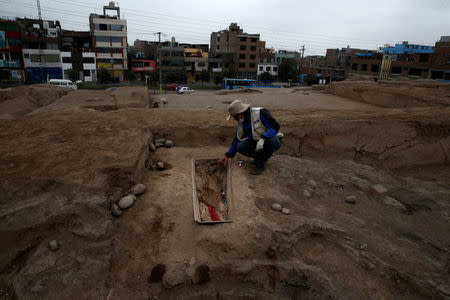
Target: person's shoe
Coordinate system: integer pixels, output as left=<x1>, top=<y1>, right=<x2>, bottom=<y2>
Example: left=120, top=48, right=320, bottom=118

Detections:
left=251, top=167, right=264, bottom=175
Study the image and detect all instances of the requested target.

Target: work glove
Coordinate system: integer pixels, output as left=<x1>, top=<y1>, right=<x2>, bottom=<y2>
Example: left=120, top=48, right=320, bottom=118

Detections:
left=256, top=138, right=265, bottom=152
left=217, top=156, right=228, bottom=167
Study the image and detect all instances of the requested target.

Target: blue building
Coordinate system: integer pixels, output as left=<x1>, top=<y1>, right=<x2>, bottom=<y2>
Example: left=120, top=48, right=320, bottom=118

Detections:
left=383, top=42, right=434, bottom=55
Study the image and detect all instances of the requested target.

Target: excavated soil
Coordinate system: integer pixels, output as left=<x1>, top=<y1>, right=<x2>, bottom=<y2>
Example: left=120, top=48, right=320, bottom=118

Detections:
left=0, top=84, right=449, bottom=299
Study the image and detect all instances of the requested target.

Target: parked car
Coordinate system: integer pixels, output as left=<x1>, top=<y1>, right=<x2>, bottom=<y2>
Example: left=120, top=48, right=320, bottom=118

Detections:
left=166, top=84, right=181, bottom=91
left=177, top=87, right=194, bottom=94
left=49, top=79, right=78, bottom=90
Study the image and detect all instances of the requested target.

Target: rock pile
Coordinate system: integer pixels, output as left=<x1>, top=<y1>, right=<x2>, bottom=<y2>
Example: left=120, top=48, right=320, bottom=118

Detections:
left=111, top=183, right=147, bottom=218
left=148, top=132, right=174, bottom=152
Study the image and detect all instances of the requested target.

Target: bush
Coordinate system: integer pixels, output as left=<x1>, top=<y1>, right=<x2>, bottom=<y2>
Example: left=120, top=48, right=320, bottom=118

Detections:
left=213, top=72, right=224, bottom=86
left=303, top=74, right=319, bottom=85
left=67, top=69, right=79, bottom=82
left=124, top=70, right=137, bottom=85
left=199, top=70, right=210, bottom=85
left=97, top=67, right=112, bottom=83
left=259, top=72, right=273, bottom=85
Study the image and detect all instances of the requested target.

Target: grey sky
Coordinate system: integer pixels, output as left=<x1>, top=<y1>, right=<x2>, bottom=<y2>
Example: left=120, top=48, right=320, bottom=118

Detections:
left=1, top=0, right=449, bottom=55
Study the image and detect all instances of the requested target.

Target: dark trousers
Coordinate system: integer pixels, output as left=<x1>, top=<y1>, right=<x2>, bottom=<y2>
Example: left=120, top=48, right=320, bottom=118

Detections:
left=236, top=136, right=281, bottom=168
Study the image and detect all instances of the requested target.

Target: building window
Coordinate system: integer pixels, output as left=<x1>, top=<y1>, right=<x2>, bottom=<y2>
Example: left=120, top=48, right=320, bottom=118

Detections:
left=198, top=62, right=206, bottom=67
left=111, top=37, right=122, bottom=43
left=250, top=54, right=256, bottom=59
left=361, top=64, right=367, bottom=71
left=240, top=37, right=247, bottom=42
left=352, top=63, right=358, bottom=70
left=112, top=48, right=122, bottom=53
left=273, top=67, right=278, bottom=72
left=239, top=54, right=245, bottom=59
left=97, top=48, right=111, bottom=53
left=371, top=64, right=379, bottom=72
left=251, top=38, right=258, bottom=42
left=110, top=24, right=122, bottom=31
left=83, top=57, right=94, bottom=63
left=62, top=57, right=72, bottom=63
left=96, top=36, right=110, bottom=43
left=24, top=54, right=30, bottom=59
left=250, top=46, right=256, bottom=51
left=266, top=66, right=271, bottom=71
left=96, top=24, right=108, bottom=31
left=44, top=55, right=60, bottom=63
left=391, top=66, right=401, bottom=74
left=249, top=63, right=255, bottom=68
left=239, top=63, right=245, bottom=68
left=240, top=45, right=246, bottom=51
left=83, top=69, right=91, bottom=77
left=259, top=66, right=263, bottom=71
left=144, top=61, right=150, bottom=67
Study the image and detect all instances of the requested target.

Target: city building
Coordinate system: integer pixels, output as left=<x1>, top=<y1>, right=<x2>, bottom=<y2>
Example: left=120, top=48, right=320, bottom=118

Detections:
left=275, top=50, right=296, bottom=65
left=89, top=2, right=128, bottom=80
left=210, top=23, right=265, bottom=79
left=430, top=36, right=450, bottom=81
left=17, top=18, right=63, bottom=83
left=0, top=19, right=25, bottom=82
left=184, top=46, right=208, bottom=82
left=383, top=41, right=434, bottom=55
left=60, top=30, right=96, bottom=81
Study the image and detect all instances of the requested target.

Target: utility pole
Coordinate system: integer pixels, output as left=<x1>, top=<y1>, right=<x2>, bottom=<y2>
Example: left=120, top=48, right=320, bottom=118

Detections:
left=154, top=32, right=163, bottom=94
left=36, top=0, right=42, bottom=20
left=299, top=45, right=305, bottom=83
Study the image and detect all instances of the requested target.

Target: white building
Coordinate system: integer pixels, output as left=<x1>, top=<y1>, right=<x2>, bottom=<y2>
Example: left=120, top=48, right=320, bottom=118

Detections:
left=257, top=63, right=278, bottom=77
left=89, top=2, right=127, bottom=80
left=60, top=51, right=96, bottom=81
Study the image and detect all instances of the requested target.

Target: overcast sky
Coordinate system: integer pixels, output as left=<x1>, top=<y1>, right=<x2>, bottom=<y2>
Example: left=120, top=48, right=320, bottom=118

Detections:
left=1, top=0, right=449, bottom=55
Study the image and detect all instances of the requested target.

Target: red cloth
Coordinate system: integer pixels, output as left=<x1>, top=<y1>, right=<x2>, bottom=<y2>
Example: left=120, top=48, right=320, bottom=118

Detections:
left=207, top=204, right=221, bottom=221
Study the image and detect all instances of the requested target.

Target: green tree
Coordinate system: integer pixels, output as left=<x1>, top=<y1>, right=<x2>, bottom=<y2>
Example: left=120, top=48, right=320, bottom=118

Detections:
left=199, top=70, right=210, bottom=85
left=67, top=69, right=79, bottom=82
left=278, top=58, right=297, bottom=82
left=259, top=72, right=273, bottom=85
left=223, top=69, right=236, bottom=79
left=214, top=72, right=224, bottom=86
left=149, top=69, right=159, bottom=84
left=0, top=69, right=9, bottom=81
left=124, top=70, right=137, bottom=86
left=303, top=74, right=320, bottom=85
left=166, top=71, right=187, bottom=84
left=97, top=67, right=112, bottom=83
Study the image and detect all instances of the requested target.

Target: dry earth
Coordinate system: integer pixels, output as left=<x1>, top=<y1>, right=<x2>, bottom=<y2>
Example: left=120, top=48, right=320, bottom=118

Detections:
left=0, top=83, right=449, bottom=299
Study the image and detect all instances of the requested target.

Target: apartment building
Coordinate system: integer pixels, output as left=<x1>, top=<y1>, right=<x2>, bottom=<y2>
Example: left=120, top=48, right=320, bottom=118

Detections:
left=0, top=19, right=25, bottom=82
left=430, top=36, right=450, bottom=81
left=210, top=23, right=265, bottom=79
left=257, top=48, right=277, bottom=79
left=89, top=2, right=127, bottom=80
left=60, top=30, right=96, bottom=81
left=17, top=18, right=63, bottom=83
left=184, top=47, right=208, bottom=82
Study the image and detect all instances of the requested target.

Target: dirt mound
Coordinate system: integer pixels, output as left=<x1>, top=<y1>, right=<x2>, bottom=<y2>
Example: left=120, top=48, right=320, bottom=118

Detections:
left=0, top=85, right=68, bottom=120
left=217, top=88, right=263, bottom=95
left=321, top=80, right=450, bottom=108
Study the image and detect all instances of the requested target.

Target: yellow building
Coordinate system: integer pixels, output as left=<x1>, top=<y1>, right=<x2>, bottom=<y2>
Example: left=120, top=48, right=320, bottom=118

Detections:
left=184, top=48, right=209, bottom=83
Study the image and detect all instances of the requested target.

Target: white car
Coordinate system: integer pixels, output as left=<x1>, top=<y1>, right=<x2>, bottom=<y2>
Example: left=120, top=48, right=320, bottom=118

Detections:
left=49, top=79, right=78, bottom=90
left=177, top=87, right=194, bottom=94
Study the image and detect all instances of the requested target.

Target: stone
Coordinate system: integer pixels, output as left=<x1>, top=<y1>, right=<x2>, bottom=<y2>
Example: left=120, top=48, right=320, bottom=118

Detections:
left=281, top=208, right=291, bottom=215
left=383, top=196, right=406, bottom=209
left=303, top=190, right=311, bottom=198
left=306, top=179, right=317, bottom=188
left=129, top=183, right=146, bottom=195
left=351, top=176, right=370, bottom=191
left=165, top=140, right=174, bottom=148
left=49, top=240, right=59, bottom=251
left=155, top=142, right=165, bottom=148
left=161, top=98, right=167, bottom=104
left=149, top=143, right=157, bottom=152
left=111, top=204, right=122, bottom=217
left=155, top=138, right=166, bottom=144
left=370, top=184, right=388, bottom=197
left=205, top=105, right=212, bottom=109
left=359, top=243, right=368, bottom=250
left=156, top=162, right=165, bottom=170
left=192, top=264, right=210, bottom=284
left=345, top=196, right=357, bottom=204
left=118, top=195, right=136, bottom=209
left=271, top=203, right=282, bottom=211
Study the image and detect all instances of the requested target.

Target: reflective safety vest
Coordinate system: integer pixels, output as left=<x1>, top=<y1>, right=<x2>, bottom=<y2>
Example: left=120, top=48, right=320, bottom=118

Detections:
left=236, top=108, right=266, bottom=141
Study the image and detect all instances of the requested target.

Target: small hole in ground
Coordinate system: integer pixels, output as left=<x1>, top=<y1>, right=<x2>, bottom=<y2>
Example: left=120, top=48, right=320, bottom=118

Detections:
left=193, top=264, right=210, bottom=284
left=149, top=264, right=166, bottom=283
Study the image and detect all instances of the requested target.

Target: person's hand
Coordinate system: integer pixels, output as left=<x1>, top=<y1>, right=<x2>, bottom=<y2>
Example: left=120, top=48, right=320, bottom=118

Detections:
left=217, top=156, right=229, bottom=167
left=256, top=138, right=265, bottom=151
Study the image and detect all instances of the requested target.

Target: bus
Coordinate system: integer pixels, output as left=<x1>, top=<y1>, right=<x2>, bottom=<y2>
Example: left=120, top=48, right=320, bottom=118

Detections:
left=221, top=78, right=256, bottom=90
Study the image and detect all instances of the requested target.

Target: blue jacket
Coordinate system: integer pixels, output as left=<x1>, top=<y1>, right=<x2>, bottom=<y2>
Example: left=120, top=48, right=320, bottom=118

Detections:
left=225, top=108, right=280, bottom=158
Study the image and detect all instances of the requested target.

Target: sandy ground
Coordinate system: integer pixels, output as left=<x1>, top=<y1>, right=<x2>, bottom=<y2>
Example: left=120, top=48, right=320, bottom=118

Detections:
left=0, top=83, right=449, bottom=299
left=155, top=88, right=379, bottom=111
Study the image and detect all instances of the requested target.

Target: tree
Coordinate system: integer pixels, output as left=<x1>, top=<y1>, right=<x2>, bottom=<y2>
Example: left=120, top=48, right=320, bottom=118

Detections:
left=259, top=72, right=273, bottom=85
left=97, top=67, right=112, bottom=83
left=278, top=58, right=297, bottom=83
left=199, top=70, right=210, bottom=85
left=149, top=69, right=159, bottom=84
left=166, top=71, right=186, bottom=84
left=124, top=70, right=137, bottom=86
left=214, top=72, right=224, bottom=86
left=0, top=70, right=9, bottom=81
left=223, top=69, right=236, bottom=79
left=303, top=74, right=319, bottom=85
left=67, top=69, right=79, bottom=82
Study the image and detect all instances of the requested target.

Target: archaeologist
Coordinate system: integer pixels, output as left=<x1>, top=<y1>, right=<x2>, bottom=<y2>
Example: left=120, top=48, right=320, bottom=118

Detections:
left=218, top=99, right=282, bottom=175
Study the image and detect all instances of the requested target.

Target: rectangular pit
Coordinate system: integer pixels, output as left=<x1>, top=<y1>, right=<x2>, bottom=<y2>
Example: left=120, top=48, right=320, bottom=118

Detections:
left=192, top=158, right=232, bottom=224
